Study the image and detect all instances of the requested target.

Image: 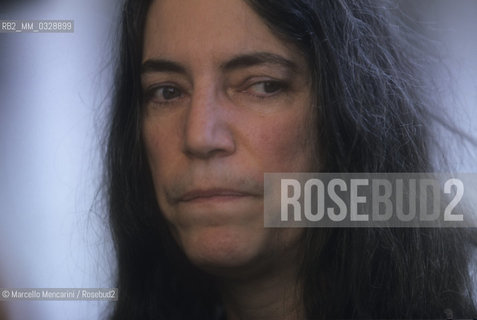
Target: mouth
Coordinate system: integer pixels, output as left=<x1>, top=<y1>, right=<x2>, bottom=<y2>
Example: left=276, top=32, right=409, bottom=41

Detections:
left=178, top=188, right=256, bottom=203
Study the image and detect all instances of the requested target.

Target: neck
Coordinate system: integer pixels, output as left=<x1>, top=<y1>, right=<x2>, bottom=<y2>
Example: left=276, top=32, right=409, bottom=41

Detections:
left=217, top=254, right=304, bottom=320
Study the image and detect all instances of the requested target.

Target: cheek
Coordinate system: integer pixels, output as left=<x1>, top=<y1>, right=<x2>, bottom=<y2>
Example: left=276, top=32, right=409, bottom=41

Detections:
left=143, top=121, right=163, bottom=174
left=142, top=118, right=180, bottom=198
left=248, top=112, right=314, bottom=171
left=143, top=115, right=182, bottom=166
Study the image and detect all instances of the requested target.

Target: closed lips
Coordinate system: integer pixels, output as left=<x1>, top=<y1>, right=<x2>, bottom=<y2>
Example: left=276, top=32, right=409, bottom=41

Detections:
left=179, top=189, right=254, bottom=202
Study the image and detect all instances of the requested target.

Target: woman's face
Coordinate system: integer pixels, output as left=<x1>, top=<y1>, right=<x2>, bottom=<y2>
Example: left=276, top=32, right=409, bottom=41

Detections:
left=142, top=0, right=316, bottom=276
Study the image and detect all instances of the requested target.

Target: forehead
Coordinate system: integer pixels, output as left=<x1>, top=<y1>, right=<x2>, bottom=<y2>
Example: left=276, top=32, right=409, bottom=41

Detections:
left=142, top=0, right=304, bottom=67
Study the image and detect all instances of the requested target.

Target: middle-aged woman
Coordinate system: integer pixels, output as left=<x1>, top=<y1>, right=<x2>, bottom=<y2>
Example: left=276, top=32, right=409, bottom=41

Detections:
left=105, top=0, right=477, bottom=319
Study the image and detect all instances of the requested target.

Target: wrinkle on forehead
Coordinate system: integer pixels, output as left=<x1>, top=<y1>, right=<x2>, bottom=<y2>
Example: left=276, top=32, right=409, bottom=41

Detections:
left=142, top=0, right=303, bottom=71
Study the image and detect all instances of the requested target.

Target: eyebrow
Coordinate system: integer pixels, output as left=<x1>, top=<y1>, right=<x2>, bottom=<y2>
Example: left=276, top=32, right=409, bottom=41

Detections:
left=141, top=52, right=298, bottom=76
left=141, top=59, right=186, bottom=75
left=221, top=52, right=298, bottom=72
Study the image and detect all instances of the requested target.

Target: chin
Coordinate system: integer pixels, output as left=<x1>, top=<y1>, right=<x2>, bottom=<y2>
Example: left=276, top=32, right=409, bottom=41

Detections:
left=175, top=224, right=268, bottom=276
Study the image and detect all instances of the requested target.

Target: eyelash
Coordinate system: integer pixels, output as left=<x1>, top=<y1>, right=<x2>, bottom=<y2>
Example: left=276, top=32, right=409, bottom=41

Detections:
left=242, top=80, right=288, bottom=99
left=144, top=84, right=184, bottom=106
left=143, top=79, right=289, bottom=106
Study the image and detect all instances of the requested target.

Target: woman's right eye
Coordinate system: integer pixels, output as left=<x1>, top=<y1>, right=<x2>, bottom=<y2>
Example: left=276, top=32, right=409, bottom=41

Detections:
left=146, top=85, right=183, bottom=104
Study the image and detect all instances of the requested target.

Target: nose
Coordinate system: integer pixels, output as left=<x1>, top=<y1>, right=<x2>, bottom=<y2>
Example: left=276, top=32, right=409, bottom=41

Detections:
left=183, top=85, right=235, bottom=159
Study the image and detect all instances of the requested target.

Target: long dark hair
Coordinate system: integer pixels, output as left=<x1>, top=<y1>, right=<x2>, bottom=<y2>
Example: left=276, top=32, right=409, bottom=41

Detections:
left=106, top=0, right=477, bottom=318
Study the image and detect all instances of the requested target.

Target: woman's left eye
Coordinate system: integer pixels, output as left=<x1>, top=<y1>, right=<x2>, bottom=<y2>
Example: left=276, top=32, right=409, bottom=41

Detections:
left=246, top=81, right=285, bottom=97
